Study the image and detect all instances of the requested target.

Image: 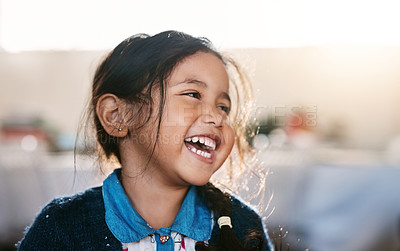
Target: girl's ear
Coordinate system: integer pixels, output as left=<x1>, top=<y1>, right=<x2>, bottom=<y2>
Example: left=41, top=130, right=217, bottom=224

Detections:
left=96, top=94, right=128, bottom=137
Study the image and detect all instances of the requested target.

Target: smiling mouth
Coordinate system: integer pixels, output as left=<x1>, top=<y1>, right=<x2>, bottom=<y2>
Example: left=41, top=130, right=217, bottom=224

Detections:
left=184, top=136, right=218, bottom=160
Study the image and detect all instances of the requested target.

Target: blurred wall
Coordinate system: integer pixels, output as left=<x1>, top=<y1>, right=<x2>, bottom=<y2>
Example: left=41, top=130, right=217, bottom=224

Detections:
left=0, top=51, right=105, bottom=134
left=232, top=46, right=400, bottom=149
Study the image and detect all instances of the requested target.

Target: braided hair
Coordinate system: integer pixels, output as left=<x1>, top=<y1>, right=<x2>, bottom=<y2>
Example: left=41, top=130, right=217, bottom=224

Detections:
left=196, top=183, right=265, bottom=251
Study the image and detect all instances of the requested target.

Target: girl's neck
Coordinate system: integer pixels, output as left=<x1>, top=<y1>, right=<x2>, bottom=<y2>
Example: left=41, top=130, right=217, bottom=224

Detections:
left=120, top=169, right=190, bottom=229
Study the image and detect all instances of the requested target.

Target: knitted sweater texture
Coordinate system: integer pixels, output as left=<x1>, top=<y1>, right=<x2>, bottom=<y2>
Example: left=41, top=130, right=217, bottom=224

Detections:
left=17, top=186, right=271, bottom=250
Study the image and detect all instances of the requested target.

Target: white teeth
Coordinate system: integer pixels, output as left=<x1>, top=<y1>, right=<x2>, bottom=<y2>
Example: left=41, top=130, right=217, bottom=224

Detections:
left=184, top=136, right=216, bottom=151
left=185, top=138, right=213, bottom=159
left=204, top=138, right=216, bottom=150
left=187, top=148, right=211, bottom=159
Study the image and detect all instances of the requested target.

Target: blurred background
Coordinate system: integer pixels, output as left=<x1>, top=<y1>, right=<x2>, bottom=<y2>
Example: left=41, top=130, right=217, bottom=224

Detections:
left=1, top=0, right=400, bottom=250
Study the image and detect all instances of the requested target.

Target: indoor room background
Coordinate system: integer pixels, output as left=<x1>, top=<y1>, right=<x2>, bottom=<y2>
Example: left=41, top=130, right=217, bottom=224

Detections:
left=0, top=1, right=399, bottom=250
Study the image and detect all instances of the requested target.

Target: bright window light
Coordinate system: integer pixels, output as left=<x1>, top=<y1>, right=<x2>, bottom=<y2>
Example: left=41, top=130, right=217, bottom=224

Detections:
left=1, top=0, right=400, bottom=52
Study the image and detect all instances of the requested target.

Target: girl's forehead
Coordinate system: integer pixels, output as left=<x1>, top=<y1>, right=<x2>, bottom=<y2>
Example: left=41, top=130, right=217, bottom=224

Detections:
left=168, top=52, right=229, bottom=89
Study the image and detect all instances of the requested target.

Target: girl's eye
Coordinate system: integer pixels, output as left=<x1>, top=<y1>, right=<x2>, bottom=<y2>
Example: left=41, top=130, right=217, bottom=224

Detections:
left=185, top=92, right=201, bottom=99
left=218, top=105, right=230, bottom=114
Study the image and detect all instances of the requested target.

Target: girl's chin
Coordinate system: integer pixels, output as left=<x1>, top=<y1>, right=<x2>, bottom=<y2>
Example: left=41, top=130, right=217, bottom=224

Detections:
left=183, top=165, right=220, bottom=186
left=184, top=176, right=212, bottom=187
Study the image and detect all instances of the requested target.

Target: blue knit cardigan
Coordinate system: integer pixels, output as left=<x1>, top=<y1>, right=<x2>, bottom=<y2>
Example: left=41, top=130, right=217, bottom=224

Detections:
left=17, top=186, right=271, bottom=250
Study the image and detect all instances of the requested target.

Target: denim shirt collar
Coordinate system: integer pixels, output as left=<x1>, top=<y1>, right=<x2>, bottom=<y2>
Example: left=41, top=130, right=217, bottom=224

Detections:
left=103, top=168, right=212, bottom=243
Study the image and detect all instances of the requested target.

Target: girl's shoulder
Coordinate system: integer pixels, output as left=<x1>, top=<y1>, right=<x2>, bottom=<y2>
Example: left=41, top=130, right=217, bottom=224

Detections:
left=43, top=186, right=103, bottom=209
left=28, top=186, right=105, bottom=225
left=229, top=195, right=265, bottom=233
left=229, top=195, right=273, bottom=251
left=17, top=186, right=120, bottom=250
left=229, top=195, right=262, bottom=221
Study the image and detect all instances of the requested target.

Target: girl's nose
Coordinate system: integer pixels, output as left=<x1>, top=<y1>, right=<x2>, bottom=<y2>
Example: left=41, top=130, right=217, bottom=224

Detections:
left=201, top=106, right=224, bottom=127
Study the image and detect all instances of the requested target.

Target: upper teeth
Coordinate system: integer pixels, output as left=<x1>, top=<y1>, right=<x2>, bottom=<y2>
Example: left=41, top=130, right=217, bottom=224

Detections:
left=185, top=136, right=216, bottom=150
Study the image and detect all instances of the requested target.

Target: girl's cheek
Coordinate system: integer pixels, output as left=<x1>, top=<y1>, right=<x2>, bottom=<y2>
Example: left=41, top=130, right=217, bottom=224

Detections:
left=183, top=106, right=200, bottom=124
left=226, top=115, right=232, bottom=127
left=224, top=123, right=235, bottom=151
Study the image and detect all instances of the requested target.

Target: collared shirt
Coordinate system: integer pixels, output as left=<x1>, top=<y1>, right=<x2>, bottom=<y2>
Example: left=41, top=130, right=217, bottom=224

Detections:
left=103, top=169, right=213, bottom=250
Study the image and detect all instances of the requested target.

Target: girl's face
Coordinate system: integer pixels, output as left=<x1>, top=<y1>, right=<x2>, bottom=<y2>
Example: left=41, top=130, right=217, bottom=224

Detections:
left=125, top=52, right=235, bottom=187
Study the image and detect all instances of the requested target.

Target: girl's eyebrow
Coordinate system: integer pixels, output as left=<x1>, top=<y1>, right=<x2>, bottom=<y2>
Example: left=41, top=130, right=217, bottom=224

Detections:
left=174, top=78, right=231, bottom=104
left=173, top=78, right=207, bottom=87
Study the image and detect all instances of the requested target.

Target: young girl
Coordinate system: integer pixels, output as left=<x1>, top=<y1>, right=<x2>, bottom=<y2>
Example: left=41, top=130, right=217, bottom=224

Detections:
left=18, top=31, right=273, bottom=251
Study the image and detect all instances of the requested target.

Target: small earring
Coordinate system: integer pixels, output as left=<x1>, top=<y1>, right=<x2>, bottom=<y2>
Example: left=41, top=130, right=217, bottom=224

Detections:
left=117, top=119, right=123, bottom=132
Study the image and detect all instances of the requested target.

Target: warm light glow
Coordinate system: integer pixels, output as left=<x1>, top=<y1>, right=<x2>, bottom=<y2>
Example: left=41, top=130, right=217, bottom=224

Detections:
left=1, top=0, right=400, bottom=51
left=300, top=0, right=400, bottom=46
